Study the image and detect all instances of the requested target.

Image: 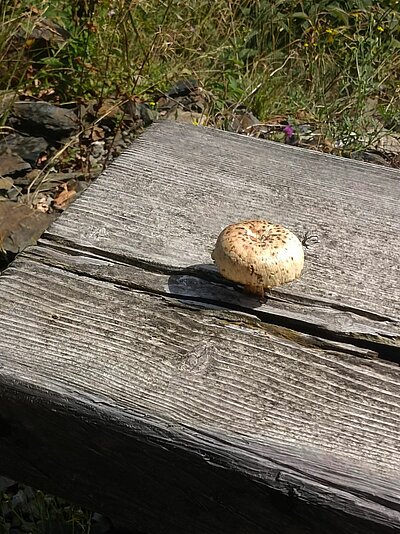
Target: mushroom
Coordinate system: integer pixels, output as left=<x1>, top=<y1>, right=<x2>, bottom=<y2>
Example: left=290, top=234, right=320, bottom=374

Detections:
left=211, top=219, right=304, bottom=299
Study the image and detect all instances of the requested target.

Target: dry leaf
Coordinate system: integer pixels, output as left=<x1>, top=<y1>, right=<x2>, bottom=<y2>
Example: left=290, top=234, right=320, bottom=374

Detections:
left=53, top=183, right=77, bottom=210
left=37, top=153, right=48, bottom=165
left=34, top=193, right=52, bottom=213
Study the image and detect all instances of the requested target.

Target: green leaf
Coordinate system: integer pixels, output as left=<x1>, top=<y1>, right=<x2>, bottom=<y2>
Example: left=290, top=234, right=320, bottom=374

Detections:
left=292, top=12, right=309, bottom=20
left=327, top=6, right=350, bottom=25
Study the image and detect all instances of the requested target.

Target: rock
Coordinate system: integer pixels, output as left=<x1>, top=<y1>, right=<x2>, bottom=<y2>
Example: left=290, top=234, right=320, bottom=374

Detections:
left=89, top=140, right=105, bottom=159
left=156, top=80, right=203, bottom=115
left=0, top=200, right=55, bottom=253
left=0, top=153, right=31, bottom=177
left=0, top=133, right=48, bottom=164
left=0, top=176, right=14, bottom=190
left=11, top=489, right=27, bottom=508
left=0, top=91, right=18, bottom=116
left=166, top=79, right=198, bottom=98
left=0, top=476, right=15, bottom=492
left=85, top=98, right=122, bottom=126
left=156, top=95, right=178, bottom=111
left=384, top=118, right=400, bottom=132
left=229, top=111, right=260, bottom=133
left=167, top=109, right=206, bottom=125
left=6, top=185, right=22, bottom=201
left=351, top=150, right=391, bottom=166
left=13, top=168, right=41, bottom=187
left=90, top=513, right=113, bottom=534
left=11, top=101, right=79, bottom=138
left=374, top=132, right=400, bottom=155
left=20, top=17, right=69, bottom=45
left=124, top=100, right=157, bottom=126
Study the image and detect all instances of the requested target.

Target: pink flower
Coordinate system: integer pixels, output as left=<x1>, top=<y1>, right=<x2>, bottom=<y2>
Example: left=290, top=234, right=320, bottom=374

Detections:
left=283, top=125, right=295, bottom=137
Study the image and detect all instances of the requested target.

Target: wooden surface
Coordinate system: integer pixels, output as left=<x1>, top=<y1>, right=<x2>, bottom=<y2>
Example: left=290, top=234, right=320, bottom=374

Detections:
left=0, top=120, right=399, bottom=533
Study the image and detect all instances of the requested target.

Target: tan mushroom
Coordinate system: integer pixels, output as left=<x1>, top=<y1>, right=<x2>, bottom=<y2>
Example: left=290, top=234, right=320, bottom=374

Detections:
left=211, top=219, right=304, bottom=299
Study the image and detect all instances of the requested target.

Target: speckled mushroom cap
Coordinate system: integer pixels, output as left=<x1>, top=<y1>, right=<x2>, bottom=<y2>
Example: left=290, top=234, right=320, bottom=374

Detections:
left=211, top=219, right=304, bottom=298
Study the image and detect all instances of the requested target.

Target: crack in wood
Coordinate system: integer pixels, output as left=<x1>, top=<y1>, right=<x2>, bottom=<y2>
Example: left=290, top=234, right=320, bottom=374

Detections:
left=39, top=235, right=399, bottom=325
left=268, top=292, right=398, bottom=324
left=30, top=238, right=400, bottom=364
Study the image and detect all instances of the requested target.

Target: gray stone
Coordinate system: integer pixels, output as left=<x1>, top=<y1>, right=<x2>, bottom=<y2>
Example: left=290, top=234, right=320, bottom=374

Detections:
left=0, top=200, right=55, bottom=253
left=124, top=101, right=157, bottom=125
left=0, top=91, right=18, bottom=116
left=351, top=150, right=391, bottom=166
left=13, top=168, right=41, bottom=187
left=0, top=153, right=31, bottom=177
left=0, top=475, right=15, bottom=492
left=0, top=133, right=48, bottom=164
left=12, top=101, right=79, bottom=138
left=166, top=78, right=198, bottom=97
left=0, top=176, right=14, bottom=190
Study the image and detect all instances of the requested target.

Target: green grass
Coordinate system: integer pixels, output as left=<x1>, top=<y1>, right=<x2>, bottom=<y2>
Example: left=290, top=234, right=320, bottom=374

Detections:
left=0, top=481, right=93, bottom=533
left=1, top=0, right=400, bottom=153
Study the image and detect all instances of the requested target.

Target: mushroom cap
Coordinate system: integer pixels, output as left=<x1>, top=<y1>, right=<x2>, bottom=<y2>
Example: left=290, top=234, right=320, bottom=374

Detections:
left=211, top=219, right=304, bottom=297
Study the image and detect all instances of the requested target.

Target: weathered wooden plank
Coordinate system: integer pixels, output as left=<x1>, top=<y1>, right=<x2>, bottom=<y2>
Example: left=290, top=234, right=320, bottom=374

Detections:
left=0, top=253, right=399, bottom=532
left=40, top=121, right=400, bottom=350
left=1, top=121, right=400, bottom=533
left=2, top=378, right=398, bottom=534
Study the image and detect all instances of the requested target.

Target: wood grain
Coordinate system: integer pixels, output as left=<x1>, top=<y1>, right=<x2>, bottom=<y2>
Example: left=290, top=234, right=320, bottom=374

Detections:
left=3, top=254, right=400, bottom=461
left=42, top=121, right=400, bottom=348
left=1, top=253, right=400, bottom=532
left=1, top=378, right=397, bottom=534
left=1, top=121, right=400, bottom=533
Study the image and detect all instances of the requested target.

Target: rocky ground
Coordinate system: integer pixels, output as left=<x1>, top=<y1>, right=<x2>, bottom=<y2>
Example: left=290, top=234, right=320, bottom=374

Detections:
left=0, top=91, right=155, bottom=269
left=0, top=475, right=114, bottom=534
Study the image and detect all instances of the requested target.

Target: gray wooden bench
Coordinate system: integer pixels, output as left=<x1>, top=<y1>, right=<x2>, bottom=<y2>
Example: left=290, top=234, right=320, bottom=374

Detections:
left=0, top=121, right=399, bottom=534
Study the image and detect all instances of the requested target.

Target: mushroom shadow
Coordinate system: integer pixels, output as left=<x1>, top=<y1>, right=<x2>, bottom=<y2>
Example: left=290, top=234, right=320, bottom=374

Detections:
left=167, top=263, right=265, bottom=310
